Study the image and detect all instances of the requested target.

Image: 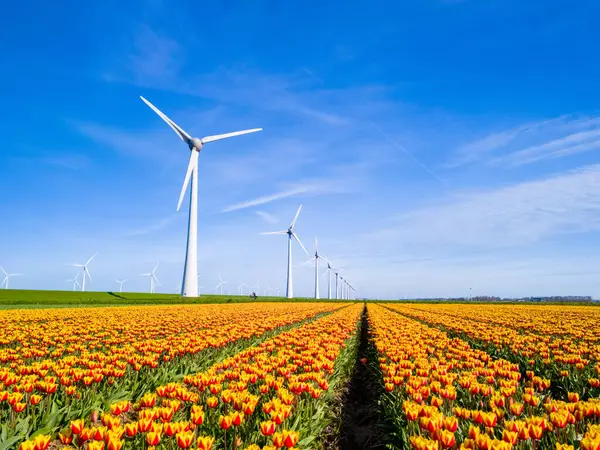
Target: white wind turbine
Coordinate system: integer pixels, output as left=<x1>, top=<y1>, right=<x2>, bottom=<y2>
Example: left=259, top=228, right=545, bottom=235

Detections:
left=1, top=267, right=22, bottom=290
left=115, top=279, right=128, bottom=293
left=141, top=263, right=160, bottom=294
left=67, top=253, right=96, bottom=292
left=140, top=96, right=262, bottom=298
left=215, top=275, right=227, bottom=295
left=262, top=205, right=309, bottom=299
left=65, top=272, right=81, bottom=291
left=238, top=281, right=247, bottom=296
left=322, top=260, right=335, bottom=300
left=306, top=237, right=330, bottom=299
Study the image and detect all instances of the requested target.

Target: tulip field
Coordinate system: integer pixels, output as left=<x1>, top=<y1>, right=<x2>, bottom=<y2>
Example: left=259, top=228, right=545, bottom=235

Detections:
left=1, top=301, right=600, bottom=450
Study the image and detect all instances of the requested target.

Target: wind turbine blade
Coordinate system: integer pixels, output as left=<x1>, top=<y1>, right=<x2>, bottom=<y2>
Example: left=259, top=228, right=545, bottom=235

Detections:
left=315, top=236, right=318, bottom=253
left=152, top=262, right=159, bottom=273
left=0, top=267, right=6, bottom=276
left=86, top=252, right=98, bottom=265
left=290, top=204, right=303, bottom=229
left=140, top=96, right=191, bottom=143
left=260, top=231, right=287, bottom=235
left=292, top=232, right=310, bottom=256
left=67, top=264, right=84, bottom=267
left=177, top=151, right=197, bottom=211
left=318, top=255, right=331, bottom=265
left=201, top=128, right=262, bottom=144
left=85, top=268, right=92, bottom=283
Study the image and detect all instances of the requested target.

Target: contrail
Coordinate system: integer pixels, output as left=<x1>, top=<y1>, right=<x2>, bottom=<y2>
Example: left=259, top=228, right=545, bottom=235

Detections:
left=368, top=121, right=445, bottom=183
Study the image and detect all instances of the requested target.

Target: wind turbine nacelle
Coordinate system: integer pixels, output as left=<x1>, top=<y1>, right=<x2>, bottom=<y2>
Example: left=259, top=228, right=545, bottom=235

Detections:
left=189, top=138, right=203, bottom=151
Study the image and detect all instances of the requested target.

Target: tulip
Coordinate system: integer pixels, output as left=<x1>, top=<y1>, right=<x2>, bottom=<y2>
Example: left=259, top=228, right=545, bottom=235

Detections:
left=509, top=402, right=524, bottom=416
left=272, top=432, right=285, bottom=448
left=556, top=444, right=574, bottom=450
left=581, top=437, right=600, bottom=450
left=568, top=392, right=580, bottom=403
left=106, top=437, right=124, bottom=450
left=146, top=431, right=161, bottom=446
left=19, top=442, right=34, bottom=450
left=231, top=411, right=245, bottom=426
left=32, top=435, right=51, bottom=450
left=529, top=424, right=543, bottom=440
left=261, top=421, right=276, bottom=436
left=207, top=396, right=219, bottom=408
left=219, top=414, right=233, bottom=430
left=124, top=422, right=138, bottom=437
left=59, top=428, right=73, bottom=445
left=88, top=442, right=105, bottom=450
left=176, top=431, right=195, bottom=449
left=438, top=430, right=455, bottom=449
left=12, top=402, right=26, bottom=413
left=196, top=435, right=215, bottom=450
left=282, top=430, right=299, bottom=448
left=501, top=430, right=518, bottom=445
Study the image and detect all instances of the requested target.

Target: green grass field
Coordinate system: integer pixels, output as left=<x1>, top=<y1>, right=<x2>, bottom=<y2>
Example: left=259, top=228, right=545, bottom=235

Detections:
left=0, top=289, right=328, bottom=307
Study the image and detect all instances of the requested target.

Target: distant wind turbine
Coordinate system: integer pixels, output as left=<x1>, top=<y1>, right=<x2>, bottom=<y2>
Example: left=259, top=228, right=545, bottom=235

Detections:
left=67, top=253, right=96, bottom=292
left=65, top=272, right=81, bottom=291
left=262, top=205, right=309, bottom=299
left=1, top=267, right=22, bottom=290
left=140, top=96, right=262, bottom=298
left=115, top=279, right=128, bottom=293
left=238, top=281, right=247, bottom=295
left=215, top=275, right=227, bottom=295
left=306, top=237, right=330, bottom=299
left=141, top=263, right=160, bottom=294
left=322, top=260, right=335, bottom=300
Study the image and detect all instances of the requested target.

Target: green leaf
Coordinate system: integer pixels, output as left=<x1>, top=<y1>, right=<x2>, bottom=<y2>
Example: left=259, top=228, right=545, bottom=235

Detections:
left=0, top=435, right=25, bottom=450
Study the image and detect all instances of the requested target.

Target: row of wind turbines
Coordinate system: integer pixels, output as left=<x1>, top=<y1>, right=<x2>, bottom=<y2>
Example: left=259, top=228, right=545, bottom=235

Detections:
left=138, top=96, right=357, bottom=300
left=2, top=96, right=357, bottom=300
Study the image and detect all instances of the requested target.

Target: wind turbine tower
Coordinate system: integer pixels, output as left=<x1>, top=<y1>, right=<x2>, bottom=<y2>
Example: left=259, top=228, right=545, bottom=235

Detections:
left=140, top=97, right=262, bottom=298
left=67, top=253, right=96, bottom=292
left=262, top=205, right=309, bottom=299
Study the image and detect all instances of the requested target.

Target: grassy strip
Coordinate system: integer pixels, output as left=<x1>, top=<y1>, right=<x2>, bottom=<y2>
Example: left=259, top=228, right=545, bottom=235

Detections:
left=2, top=306, right=345, bottom=448
left=0, top=289, right=348, bottom=306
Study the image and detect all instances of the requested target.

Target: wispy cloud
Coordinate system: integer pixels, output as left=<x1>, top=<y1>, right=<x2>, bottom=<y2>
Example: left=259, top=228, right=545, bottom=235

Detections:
left=255, top=211, right=278, bottom=224
left=367, top=163, right=600, bottom=249
left=447, top=115, right=600, bottom=168
left=221, top=187, right=309, bottom=213
left=128, top=215, right=178, bottom=236
left=491, top=128, right=600, bottom=167
left=104, top=27, right=352, bottom=126
left=17, top=154, right=92, bottom=170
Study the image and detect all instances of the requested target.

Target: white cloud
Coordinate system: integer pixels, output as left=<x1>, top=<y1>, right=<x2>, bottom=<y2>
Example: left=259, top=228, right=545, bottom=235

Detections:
left=128, top=215, right=178, bottom=236
left=222, top=188, right=308, bottom=213
left=448, top=115, right=600, bottom=168
left=492, top=129, right=600, bottom=167
left=368, top=163, right=600, bottom=248
left=255, top=211, right=278, bottom=224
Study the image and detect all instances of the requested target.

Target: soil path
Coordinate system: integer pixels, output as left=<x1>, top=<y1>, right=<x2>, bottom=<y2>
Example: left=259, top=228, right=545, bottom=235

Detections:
left=338, top=305, right=385, bottom=450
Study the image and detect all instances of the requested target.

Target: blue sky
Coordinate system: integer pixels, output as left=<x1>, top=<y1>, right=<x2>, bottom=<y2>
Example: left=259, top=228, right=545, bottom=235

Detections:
left=2, top=0, right=600, bottom=298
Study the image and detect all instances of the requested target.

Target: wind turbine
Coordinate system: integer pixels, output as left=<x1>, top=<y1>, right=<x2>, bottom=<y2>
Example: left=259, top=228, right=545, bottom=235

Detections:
left=322, top=260, right=335, bottom=300
left=215, top=275, right=227, bottom=295
left=115, top=279, right=128, bottom=293
left=262, top=205, right=309, bottom=299
left=306, top=237, right=330, bottom=299
left=65, top=272, right=81, bottom=291
left=141, top=263, right=160, bottom=294
left=334, top=268, right=343, bottom=300
left=265, top=284, right=272, bottom=296
left=67, top=253, right=96, bottom=292
left=1, top=267, right=22, bottom=290
left=238, top=281, right=247, bottom=296
left=140, top=96, right=262, bottom=298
